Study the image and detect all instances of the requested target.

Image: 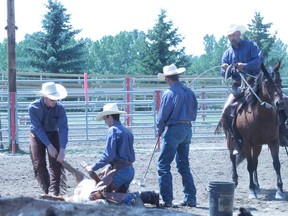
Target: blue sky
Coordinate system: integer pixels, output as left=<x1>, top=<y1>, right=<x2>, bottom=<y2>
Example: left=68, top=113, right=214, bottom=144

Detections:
left=1, top=0, right=287, bottom=55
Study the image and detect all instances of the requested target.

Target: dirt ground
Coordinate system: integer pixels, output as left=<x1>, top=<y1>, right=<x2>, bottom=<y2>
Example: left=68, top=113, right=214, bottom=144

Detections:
left=1, top=138, right=288, bottom=216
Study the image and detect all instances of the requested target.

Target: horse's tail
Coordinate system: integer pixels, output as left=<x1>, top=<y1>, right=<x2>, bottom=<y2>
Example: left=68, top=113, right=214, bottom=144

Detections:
left=214, top=119, right=223, bottom=134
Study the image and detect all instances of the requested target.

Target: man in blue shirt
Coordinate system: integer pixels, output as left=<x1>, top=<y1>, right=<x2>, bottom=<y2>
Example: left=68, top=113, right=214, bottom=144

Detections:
left=85, top=103, right=135, bottom=194
left=85, top=103, right=159, bottom=206
left=156, top=64, right=198, bottom=208
left=28, top=82, right=68, bottom=196
left=220, top=24, right=262, bottom=155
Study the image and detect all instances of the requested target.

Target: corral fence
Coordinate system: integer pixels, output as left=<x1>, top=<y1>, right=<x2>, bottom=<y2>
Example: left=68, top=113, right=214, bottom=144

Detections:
left=0, top=71, right=287, bottom=151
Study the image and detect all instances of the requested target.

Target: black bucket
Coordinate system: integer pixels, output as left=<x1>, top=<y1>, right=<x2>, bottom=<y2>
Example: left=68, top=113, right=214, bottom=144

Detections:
left=209, top=181, right=235, bottom=216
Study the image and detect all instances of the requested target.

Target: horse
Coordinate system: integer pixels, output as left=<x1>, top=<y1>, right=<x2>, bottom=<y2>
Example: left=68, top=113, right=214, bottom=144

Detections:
left=215, top=62, right=285, bottom=199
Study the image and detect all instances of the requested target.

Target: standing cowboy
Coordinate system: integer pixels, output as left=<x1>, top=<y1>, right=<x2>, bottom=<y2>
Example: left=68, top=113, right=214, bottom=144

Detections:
left=28, top=82, right=69, bottom=196
left=156, top=64, right=198, bottom=208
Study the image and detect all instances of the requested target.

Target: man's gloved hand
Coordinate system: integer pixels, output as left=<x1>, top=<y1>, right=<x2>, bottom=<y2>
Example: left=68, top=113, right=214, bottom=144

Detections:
left=47, top=144, right=58, bottom=158
left=225, top=64, right=238, bottom=78
left=236, top=63, right=245, bottom=72
left=57, top=148, right=65, bottom=163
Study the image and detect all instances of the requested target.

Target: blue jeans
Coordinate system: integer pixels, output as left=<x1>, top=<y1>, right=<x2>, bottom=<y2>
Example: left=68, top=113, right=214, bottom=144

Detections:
left=157, top=124, right=196, bottom=204
left=113, top=165, right=135, bottom=192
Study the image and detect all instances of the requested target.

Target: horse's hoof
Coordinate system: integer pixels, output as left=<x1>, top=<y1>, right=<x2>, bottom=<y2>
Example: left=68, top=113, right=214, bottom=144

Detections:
left=275, top=191, right=285, bottom=200
left=248, top=191, right=257, bottom=199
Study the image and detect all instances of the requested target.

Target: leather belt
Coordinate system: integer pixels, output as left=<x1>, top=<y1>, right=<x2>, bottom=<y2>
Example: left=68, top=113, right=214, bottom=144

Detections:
left=110, top=160, right=132, bottom=169
left=178, top=121, right=191, bottom=124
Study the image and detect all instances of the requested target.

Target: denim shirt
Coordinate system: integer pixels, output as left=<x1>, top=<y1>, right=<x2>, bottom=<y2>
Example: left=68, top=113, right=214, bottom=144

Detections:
left=156, top=81, right=198, bottom=136
left=221, top=39, right=262, bottom=80
left=92, top=121, right=135, bottom=171
left=28, top=98, right=68, bottom=148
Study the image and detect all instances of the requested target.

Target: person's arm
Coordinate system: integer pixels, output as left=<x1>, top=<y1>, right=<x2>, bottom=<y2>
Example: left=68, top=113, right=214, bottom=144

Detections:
left=156, top=90, right=173, bottom=136
left=220, top=49, right=231, bottom=77
left=57, top=104, right=68, bottom=162
left=91, top=128, right=116, bottom=171
left=28, top=102, right=51, bottom=146
left=238, top=41, right=262, bottom=75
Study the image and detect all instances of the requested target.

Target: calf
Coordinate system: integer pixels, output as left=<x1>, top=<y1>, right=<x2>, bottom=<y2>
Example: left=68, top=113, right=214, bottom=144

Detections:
left=40, top=160, right=159, bottom=207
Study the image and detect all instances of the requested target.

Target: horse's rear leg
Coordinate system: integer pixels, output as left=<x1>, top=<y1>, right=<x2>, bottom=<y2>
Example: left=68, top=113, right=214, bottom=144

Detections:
left=252, top=170, right=260, bottom=193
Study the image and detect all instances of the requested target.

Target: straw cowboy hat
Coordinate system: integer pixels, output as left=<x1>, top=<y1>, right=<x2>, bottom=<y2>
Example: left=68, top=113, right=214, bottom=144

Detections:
left=96, top=103, right=126, bottom=121
left=35, top=82, right=67, bottom=100
left=226, top=24, right=247, bottom=35
left=157, top=64, right=186, bottom=81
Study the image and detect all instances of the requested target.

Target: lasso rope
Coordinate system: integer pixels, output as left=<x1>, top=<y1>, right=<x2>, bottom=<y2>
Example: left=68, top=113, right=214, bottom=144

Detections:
left=186, top=65, right=222, bottom=87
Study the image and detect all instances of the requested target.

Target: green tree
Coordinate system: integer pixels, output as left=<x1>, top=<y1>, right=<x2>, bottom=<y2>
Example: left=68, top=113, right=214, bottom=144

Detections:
left=145, top=9, right=191, bottom=74
left=187, top=35, right=228, bottom=76
left=244, top=12, right=276, bottom=61
left=266, top=39, right=288, bottom=76
left=0, top=39, right=7, bottom=71
left=87, top=30, right=150, bottom=75
left=25, top=0, right=86, bottom=73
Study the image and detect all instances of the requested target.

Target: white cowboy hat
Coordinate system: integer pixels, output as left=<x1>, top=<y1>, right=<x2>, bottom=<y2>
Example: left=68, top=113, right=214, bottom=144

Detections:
left=96, top=103, right=126, bottom=121
left=157, top=64, right=186, bottom=81
left=35, top=82, right=67, bottom=100
left=226, top=24, right=247, bottom=35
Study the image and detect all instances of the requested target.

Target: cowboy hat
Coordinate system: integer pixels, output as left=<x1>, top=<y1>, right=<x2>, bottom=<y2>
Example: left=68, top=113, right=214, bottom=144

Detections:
left=35, top=82, right=67, bottom=100
left=96, top=103, right=126, bottom=121
left=157, top=64, right=186, bottom=81
left=226, top=24, right=246, bottom=35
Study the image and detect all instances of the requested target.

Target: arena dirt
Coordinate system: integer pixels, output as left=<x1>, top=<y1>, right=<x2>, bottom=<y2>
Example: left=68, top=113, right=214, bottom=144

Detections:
left=1, top=138, right=288, bottom=216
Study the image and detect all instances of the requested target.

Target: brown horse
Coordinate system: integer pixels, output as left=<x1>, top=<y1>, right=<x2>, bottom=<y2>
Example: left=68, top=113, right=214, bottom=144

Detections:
left=215, top=62, right=285, bottom=199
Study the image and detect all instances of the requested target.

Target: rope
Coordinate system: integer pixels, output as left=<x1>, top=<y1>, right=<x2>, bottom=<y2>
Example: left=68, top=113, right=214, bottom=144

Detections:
left=139, top=136, right=160, bottom=186
left=187, top=65, right=221, bottom=87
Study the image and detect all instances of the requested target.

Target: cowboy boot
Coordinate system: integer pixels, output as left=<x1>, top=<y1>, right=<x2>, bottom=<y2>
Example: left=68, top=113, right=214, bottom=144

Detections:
left=140, top=191, right=159, bottom=207
left=231, top=117, right=243, bottom=155
left=222, top=113, right=242, bottom=155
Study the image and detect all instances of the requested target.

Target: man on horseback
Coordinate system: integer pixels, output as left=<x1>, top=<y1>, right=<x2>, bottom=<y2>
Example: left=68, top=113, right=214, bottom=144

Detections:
left=220, top=24, right=263, bottom=155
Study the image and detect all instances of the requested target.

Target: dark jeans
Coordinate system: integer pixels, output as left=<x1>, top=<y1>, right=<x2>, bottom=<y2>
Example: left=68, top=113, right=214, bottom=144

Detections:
left=29, top=131, right=62, bottom=195
left=157, top=123, right=196, bottom=205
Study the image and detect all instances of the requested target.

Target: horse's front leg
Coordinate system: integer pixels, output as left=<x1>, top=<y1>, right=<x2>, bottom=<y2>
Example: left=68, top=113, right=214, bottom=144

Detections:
left=270, top=142, right=285, bottom=199
left=246, top=155, right=258, bottom=199
left=230, top=153, right=238, bottom=188
left=228, top=135, right=238, bottom=187
left=252, top=147, right=261, bottom=193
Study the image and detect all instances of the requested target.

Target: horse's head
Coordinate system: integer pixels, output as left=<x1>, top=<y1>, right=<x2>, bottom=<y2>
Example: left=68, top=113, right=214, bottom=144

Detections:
left=260, top=62, right=283, bottom=109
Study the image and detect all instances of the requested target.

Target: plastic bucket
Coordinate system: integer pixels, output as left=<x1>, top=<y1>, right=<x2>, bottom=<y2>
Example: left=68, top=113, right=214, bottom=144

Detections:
left=209, top=181, right=235, bottom=216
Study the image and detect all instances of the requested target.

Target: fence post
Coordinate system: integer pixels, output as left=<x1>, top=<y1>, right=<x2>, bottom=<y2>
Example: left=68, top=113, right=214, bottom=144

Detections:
left=9, top=92, right=17, bottom=153
left=84, top=72, right=89, bottom=140
left=125, top=76, right=132, bottom=126
left=202, top=85, right=206, bottom=121
left=155, top=90, right=161, bottom=149
left=84, top=72, right=89, bottom=105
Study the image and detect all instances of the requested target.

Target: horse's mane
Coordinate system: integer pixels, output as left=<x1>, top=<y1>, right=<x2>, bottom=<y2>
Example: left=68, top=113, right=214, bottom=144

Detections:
left=245, top=72, right=263, bottom=107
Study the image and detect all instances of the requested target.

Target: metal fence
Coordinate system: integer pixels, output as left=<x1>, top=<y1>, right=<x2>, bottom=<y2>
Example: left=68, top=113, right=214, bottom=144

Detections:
left=1, top=71, right=287, bottom=150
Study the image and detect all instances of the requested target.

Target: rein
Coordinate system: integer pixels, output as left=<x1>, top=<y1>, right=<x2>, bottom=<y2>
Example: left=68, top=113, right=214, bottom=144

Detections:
left=239, top=72, right=273, bottom=109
